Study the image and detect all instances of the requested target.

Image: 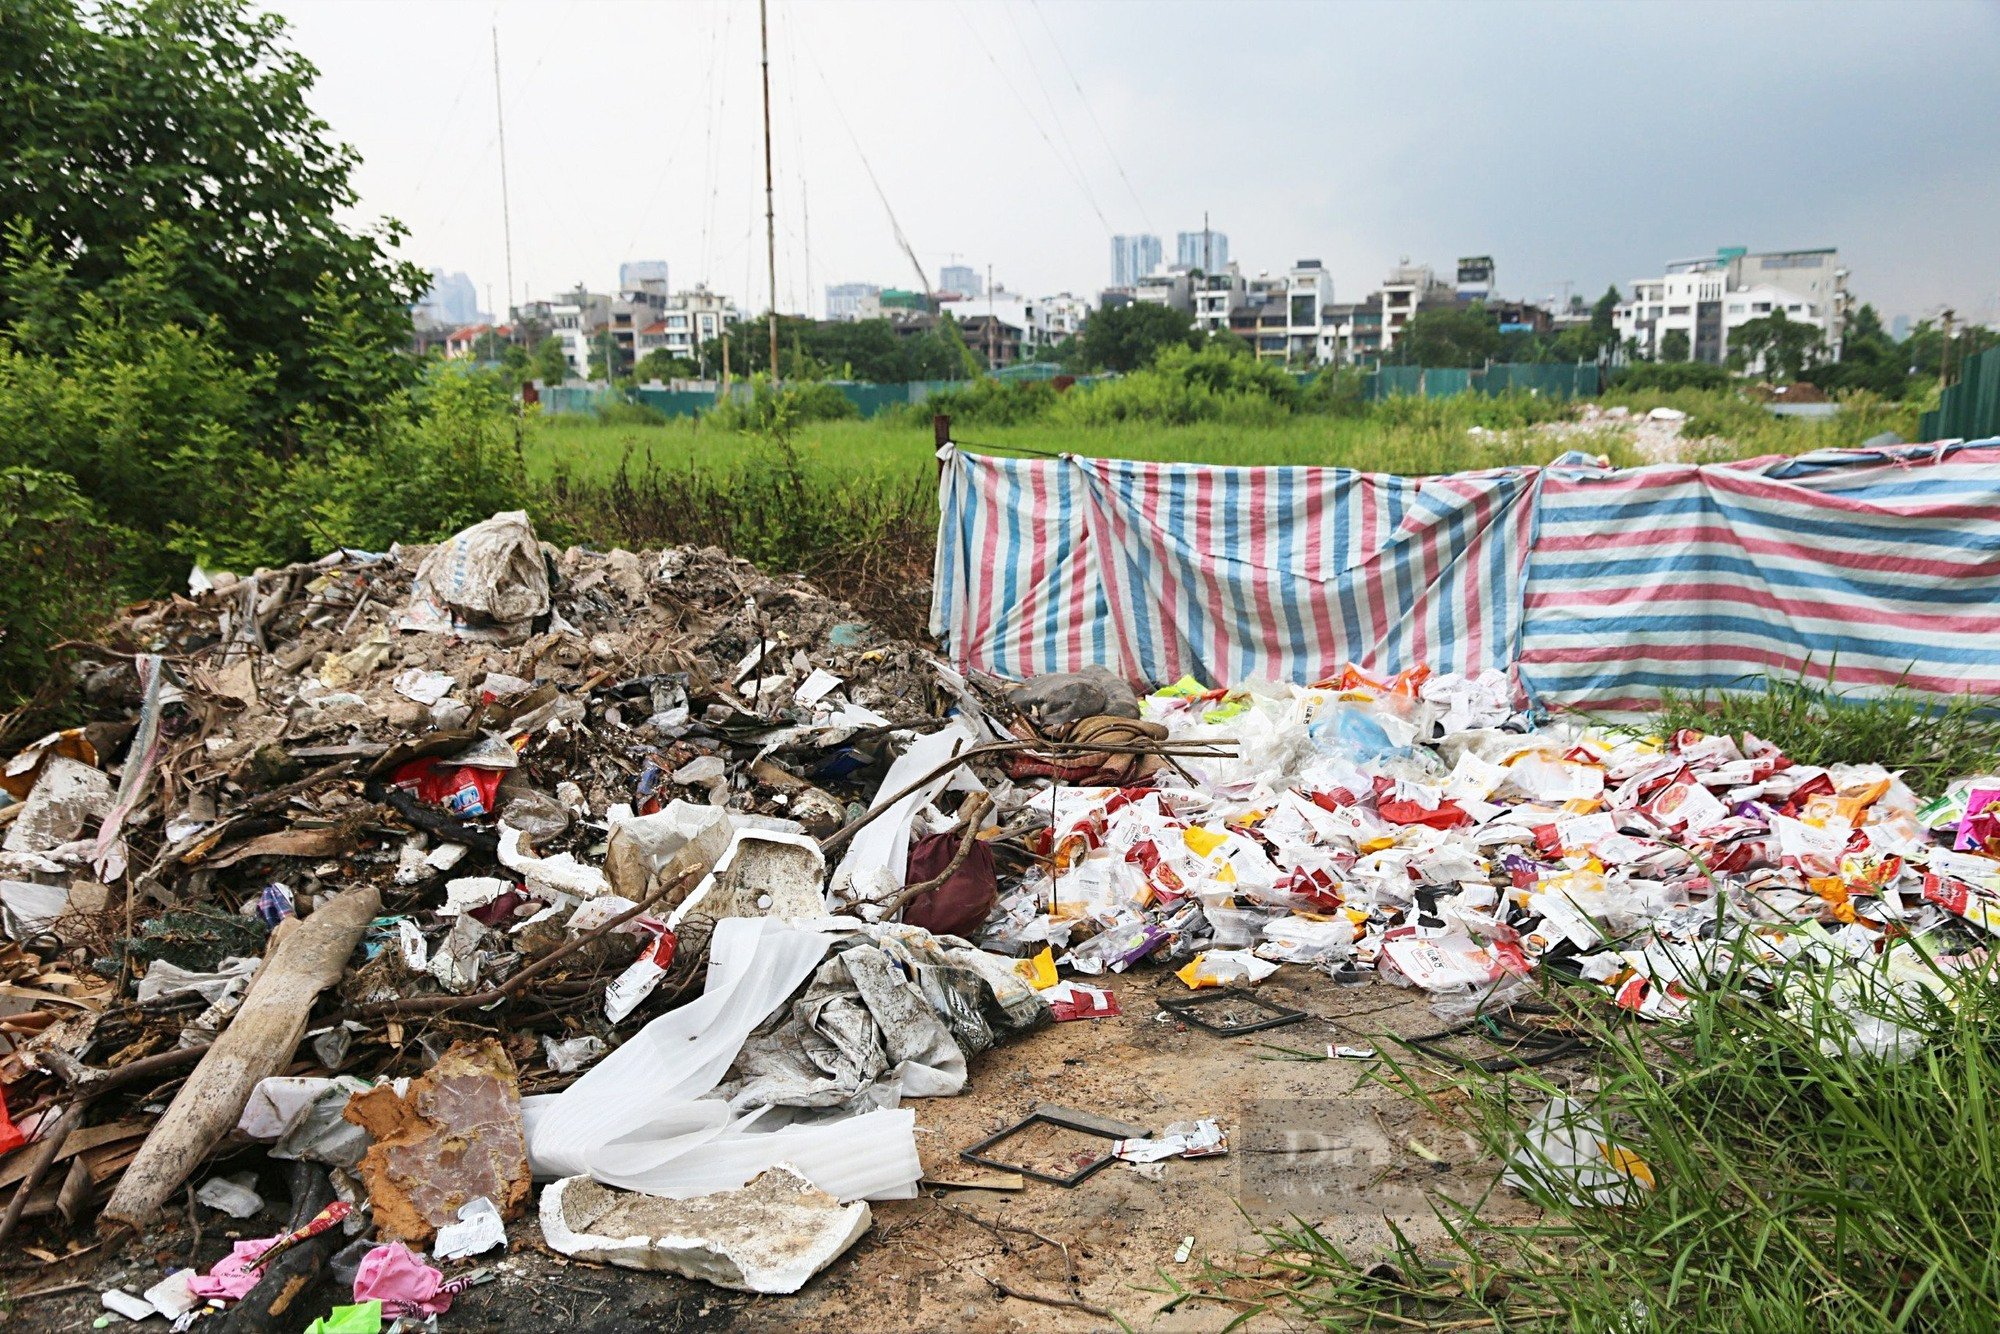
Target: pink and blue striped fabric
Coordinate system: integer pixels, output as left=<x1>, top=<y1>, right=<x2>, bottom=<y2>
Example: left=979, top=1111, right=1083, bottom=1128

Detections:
left=931, top=447, right=1539, bottom=686
left=1518, top=441, right=2000, bottom=708
left=932, top=440, right=2000, bottom=705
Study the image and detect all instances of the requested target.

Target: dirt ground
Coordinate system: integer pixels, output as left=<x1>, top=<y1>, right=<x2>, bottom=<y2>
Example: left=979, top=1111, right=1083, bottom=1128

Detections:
left=14, top=972, right=1547, bottom=1334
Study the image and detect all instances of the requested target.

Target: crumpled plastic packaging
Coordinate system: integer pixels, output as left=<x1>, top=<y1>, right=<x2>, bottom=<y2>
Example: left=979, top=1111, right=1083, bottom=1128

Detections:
left=353, top=1242, right=452, bottom=1315
left=1502, top=1096, right=1655, bottom=1207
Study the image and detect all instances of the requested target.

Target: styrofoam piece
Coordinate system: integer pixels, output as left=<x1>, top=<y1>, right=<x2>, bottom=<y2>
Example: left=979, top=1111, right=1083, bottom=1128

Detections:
left=665, top=828, right=826, bottom=931
left=498, top=823, right=610, bottom=898
left=524, top=917, right=922, bottom=1203
left=540, top=1164, right=870, bottom=1292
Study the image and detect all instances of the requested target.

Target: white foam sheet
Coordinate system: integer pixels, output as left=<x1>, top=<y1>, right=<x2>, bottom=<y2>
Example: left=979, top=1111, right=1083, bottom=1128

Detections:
left=524, top=916, right=923, bottom=1202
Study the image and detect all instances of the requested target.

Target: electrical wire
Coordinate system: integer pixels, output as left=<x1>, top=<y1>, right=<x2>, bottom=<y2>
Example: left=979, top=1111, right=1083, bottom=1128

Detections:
left=624, top=0, right=727, bottom=263
left=999, top=0, right=1099, bottom=215
left=798, top=32, right=930, bottom=297
left=953, top=0, right=1112, bottom=235
left=1027, top=0, right=1154, bottom=232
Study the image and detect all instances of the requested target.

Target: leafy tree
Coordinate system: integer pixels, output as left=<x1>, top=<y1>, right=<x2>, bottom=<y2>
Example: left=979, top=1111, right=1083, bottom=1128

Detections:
left=1728, top=310, right=1822, bottom=380
left=530, top=336, right=570, bottom=385
left=1803, top=304, right=1907, bottom=398
left=631, top=348, right=696, bottom=384
left=1660, top=329, right=1691, bottom=363
left=1903, top=318, right=2000, bottom=382
left=0, top=0, right=427, bottom=418
left=1590, top=285, right=1621, bottom=345
left=1077, top=302, right=1200, bottom=372
left=1387, top=304, right=1501, bottom=368
left=1205, top=329, right=1256, bottom=360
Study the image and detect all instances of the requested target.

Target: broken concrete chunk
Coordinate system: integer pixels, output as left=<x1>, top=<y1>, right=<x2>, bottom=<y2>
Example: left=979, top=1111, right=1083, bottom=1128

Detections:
left=344, top=1038, right=531, bottom=1245
left=668, top=828, right=826, bottom=930
left=540, top=1165, right=870, bottom=1293
left=2, top=755, right=112, bottom=854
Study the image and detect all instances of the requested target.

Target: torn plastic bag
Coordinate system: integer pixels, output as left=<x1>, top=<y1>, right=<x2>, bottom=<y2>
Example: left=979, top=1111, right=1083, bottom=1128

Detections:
left=3, top=755, right=112, bottom=855
left=400, top=510, right=551, bottom=638
left=1503, top=1095, right=1655, bottom=1207
left=525, top=916, right=924, bottom=1202
left=829, top=723, right=984, bottom=913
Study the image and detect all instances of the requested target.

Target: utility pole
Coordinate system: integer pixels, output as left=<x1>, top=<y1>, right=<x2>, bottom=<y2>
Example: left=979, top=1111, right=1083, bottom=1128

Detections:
left=759, top=0, right=780, bottom=382
left=491, top=25, right=515, bottom=327
left=1941, top=307, right=1956, bottom=397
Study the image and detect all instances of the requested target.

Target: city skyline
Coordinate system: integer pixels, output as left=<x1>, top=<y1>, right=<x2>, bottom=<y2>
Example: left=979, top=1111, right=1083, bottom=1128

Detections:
left=275, top=0, right=2000, bottom=327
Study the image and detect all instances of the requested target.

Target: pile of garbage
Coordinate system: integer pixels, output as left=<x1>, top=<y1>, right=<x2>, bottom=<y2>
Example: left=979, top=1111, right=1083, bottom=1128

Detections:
left=3, top=508, right=1997, bottom=1322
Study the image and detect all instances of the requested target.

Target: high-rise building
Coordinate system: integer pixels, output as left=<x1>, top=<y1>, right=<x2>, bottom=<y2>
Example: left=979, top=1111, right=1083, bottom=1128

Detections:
left=619, top=260, right=670, bottom=292
left=825, top=282, right=881, bottom=322
left=1176, top=230, right=1229, bottom=274
left=1110, top=234, right=1163, bottom=289
left=417, top=270, right=485, bottom=325
left=938, top=265, right=982, bottom=299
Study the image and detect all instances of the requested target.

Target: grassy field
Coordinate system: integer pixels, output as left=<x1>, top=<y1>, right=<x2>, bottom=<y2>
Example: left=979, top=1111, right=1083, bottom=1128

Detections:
left=526, top=385, right=1923, bottom=488
left=528, top=386, right=1928, bottom=640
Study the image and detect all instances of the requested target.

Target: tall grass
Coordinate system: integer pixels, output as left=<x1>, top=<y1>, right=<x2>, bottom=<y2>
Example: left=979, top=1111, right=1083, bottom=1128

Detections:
left=1654, top=668, right=2000, bottom=795
left=538, top=436, right=936, bottom=640
left=1190, top=956, right=2000, bottom=1333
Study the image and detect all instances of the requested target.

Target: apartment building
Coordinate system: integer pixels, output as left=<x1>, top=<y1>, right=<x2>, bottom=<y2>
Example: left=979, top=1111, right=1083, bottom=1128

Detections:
left=632, top=286, right=733, bottom=371
left=1613, top=247, right=1851, bottom=366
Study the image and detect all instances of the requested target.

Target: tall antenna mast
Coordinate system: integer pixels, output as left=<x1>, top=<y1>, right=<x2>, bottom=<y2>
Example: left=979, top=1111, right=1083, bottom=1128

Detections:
left=759, top=0, right=779, bottom=380
left=491, top=24, right=515, bottom=327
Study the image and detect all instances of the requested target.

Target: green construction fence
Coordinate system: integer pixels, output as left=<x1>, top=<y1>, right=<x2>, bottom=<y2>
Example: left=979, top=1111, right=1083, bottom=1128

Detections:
left=1921, top=346, right=2000, bottom=442
left=1363, top=362, right=1599, bottom=401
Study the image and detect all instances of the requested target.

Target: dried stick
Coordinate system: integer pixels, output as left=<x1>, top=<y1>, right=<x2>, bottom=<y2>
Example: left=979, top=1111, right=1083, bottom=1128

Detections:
left=978, top=1274, right=1113, bottom=1320
left=0, top=1101, right=84, bottom=1251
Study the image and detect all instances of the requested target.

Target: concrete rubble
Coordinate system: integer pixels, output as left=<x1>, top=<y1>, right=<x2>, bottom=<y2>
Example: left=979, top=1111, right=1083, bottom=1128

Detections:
left=540, top=1165, right=871, bottom=1293
left=2, top=507, right=1997, bottom=1325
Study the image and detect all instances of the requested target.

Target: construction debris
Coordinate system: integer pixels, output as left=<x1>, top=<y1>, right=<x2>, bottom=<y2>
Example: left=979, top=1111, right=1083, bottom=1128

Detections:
left=540, top=1165, right=871, bottom=1293
left=4, top=507, right=1998, bottom=1324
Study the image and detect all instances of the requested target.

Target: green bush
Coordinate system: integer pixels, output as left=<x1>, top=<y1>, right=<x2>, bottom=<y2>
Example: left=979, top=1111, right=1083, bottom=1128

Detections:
left=911, top=377, right=1058, bottom=428
left=1051, top=342, right=1300, bottom=427
left=1300, top=366, right=1368, bottom=416
left=597, top=397, right=666, bottom=427
left=706, top=376, right=860, bottom=433
left=1610, top=360, right=1733, bottom=392
left=0, top=467, right=127, bottom=708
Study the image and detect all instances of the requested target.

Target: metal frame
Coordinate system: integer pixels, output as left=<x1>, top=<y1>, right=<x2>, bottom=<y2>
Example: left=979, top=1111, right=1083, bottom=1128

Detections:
left=959, top=1106, right=1149, bottom=1188
left=1156, top=988, right=1307, bottom=1036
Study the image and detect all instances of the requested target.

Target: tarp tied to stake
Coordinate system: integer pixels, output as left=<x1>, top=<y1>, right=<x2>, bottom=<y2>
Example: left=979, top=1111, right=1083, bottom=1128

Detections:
left=930, top=440, right=2000, bottom=707
left=931, top=449, right=1537, bottom=689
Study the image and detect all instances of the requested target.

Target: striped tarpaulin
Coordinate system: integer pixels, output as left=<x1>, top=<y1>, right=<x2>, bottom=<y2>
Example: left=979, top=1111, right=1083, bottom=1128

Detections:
left=930, top=446, right=1114, bottom=680
left=1517, top=441, right=2000, bottom=708
left=931, top=447, right=1539, bottom=687
left=932, top=439, right=2000, bottom=705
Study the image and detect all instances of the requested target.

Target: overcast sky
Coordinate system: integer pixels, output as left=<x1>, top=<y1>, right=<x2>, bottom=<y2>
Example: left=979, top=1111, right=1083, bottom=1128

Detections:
left=275, top=0, right=2000, bottom=325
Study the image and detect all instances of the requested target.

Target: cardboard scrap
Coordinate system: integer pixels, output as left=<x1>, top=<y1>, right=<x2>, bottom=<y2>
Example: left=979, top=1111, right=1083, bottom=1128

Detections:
left=344, top=1037, right=530, bottom=1244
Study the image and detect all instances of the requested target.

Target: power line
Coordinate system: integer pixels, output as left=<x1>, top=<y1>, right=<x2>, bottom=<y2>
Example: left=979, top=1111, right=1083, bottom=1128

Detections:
left=954, top=1, right=1113, bottom=235
left=1027, top=0, right=1153, bottom=232
left=624, top=1, right=726, bottom=261
left=999, top=0, right=1097, bottom=210
left=798, top=31, right=931, bottom=297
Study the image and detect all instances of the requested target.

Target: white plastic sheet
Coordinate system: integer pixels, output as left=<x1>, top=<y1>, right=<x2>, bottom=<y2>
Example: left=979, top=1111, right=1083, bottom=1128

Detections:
left=524, top=916, right=923, bottom=1202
